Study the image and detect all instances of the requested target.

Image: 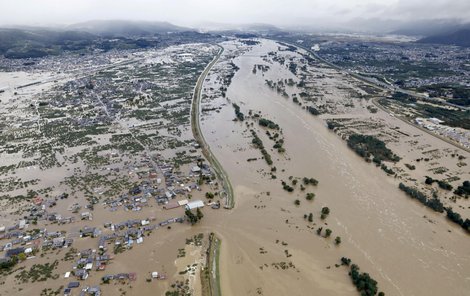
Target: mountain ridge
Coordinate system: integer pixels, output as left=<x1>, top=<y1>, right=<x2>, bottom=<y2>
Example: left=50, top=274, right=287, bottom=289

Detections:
left=417, top=28, right=470, bottom=47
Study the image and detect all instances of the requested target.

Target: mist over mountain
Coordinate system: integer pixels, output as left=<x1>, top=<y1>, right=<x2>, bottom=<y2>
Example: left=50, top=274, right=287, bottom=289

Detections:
left=418, top=28, right=470, bottom=47
left=390, top=19, right=470, bottom=36
left=2, top=15, right=470, bottom=60
left=68, top=20, right=190, bottom=37
left=0, top=28, right=96, bottom=58
left=2, top=0, right=470, bottom=36
left=287, top=18, right=470, bottom=37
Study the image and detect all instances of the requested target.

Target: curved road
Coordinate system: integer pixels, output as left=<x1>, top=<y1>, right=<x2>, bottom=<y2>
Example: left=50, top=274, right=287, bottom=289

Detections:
left=190, top=45, right=235, bottom=209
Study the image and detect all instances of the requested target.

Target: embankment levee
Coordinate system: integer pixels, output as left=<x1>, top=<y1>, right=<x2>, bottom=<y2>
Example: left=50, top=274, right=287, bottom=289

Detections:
left=190, top=45, right=234, bottom=209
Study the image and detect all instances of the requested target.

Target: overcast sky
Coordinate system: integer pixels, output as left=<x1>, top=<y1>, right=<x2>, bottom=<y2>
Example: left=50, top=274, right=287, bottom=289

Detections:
left=1, top=0, right=469, bottom=28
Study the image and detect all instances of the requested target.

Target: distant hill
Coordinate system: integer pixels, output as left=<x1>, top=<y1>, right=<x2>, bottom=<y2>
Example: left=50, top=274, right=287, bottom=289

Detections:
left=240, top=23, right=281, bottom=32
left=390, top=20, right=470, bottom=36
left=328, top=18, right=470, bottom=36
left=417, top=29, right=470, bottom=47
left=0, top=28, right=96, bottom=58
left=68, top=20, right=190, bottom=37
left=197, top=21, right=281, bottom=34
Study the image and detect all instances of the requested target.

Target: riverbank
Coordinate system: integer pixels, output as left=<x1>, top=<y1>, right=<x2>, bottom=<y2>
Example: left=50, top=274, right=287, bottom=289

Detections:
left=191, top=45, right=235, bottom=209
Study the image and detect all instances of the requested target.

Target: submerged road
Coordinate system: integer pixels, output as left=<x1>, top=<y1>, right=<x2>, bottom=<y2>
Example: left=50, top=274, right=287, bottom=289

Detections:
left=190, top=45, right=235, bottom=209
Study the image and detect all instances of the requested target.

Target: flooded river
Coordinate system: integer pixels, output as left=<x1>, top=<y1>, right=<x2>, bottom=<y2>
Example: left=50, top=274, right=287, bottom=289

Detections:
left=200, top=39, right=470, bottom=296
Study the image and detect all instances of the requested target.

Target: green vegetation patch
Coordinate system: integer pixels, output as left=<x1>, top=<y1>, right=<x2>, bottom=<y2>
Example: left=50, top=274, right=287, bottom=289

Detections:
left=15, top=260, right=59, bottom=283
left=232, top=103, right=245, bottom=121
left=347, top=134, right=400, bottom=163
left=454, top=180, right=470, bottom=197
left=398, top=183, right=444, bottom=213
left=251, top=130, right=273, bottom=165
left=258, top=118, right=279, bottom=130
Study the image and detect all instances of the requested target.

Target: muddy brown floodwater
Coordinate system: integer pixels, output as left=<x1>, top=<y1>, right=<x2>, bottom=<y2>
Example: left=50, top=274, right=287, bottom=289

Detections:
left=200, top=39, right=470, bottom=296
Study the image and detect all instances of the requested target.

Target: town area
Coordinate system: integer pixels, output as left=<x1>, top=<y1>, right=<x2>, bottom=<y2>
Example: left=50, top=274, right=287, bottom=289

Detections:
left=0, top=42, right=226, bottom=296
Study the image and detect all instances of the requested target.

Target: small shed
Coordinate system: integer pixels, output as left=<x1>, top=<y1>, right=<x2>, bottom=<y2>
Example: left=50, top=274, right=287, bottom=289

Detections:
left=163, top=200, right=179, bottom=210
left=141, top=220, right=150, bottom=226
left=177, top=199, right=189, bottom=206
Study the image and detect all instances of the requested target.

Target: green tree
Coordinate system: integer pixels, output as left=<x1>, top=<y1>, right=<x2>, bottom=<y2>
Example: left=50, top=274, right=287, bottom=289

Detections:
left=321, top=207, right=330, bottom=219
left=198, top=174, right=204, bottom=186
left=196, top=208, right=204, bottom=220
left=335, top=236, right=341, bottom=245
left=325, top=229, right=332, bottom=237
left=306, top=193, right=315, bottom=201
left=185, top=210, right=198, bottom=225
left=340, top=257, right=351, bottom=266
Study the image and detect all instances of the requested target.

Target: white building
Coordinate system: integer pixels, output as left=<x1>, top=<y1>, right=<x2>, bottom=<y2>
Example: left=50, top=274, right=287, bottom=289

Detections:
left=185, top=200, right=204, bottom=210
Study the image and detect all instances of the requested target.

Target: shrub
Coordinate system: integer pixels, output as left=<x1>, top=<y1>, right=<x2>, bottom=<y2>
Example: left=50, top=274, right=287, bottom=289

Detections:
left=325, top=229, right=332, bottom=237
left=306, top=193, right=315, bottom=201
left=335, top=236, right=341, bottom=245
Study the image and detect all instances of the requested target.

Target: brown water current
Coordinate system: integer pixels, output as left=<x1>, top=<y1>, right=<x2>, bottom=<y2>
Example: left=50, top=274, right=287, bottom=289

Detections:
left=200, top=39, right=470, bottom=296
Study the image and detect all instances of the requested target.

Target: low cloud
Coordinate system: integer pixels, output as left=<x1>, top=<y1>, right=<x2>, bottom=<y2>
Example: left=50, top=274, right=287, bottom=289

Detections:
left=1, top=0, right=468, bottom=28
